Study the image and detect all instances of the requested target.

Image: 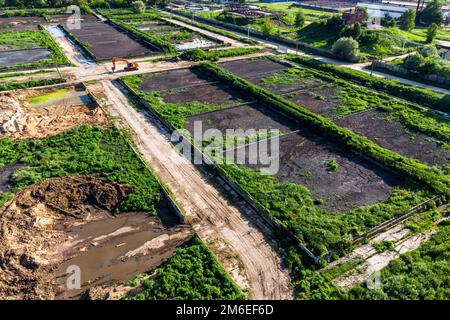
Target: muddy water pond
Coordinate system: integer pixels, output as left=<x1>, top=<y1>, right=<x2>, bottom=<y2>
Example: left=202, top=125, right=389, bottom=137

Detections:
left=0, top=48, right=51, bottom=67
left=53, top=212, right=193, bottom=299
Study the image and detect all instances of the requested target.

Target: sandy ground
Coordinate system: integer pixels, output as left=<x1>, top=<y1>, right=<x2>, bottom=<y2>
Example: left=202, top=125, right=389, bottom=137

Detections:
left=88, top=80, right=294, bottom=300
left=0, top=88, right=107, bottom=139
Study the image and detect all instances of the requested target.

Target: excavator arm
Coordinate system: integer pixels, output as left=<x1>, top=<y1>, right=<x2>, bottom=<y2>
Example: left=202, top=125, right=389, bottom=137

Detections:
left=111, top=58, right=139, bottom=72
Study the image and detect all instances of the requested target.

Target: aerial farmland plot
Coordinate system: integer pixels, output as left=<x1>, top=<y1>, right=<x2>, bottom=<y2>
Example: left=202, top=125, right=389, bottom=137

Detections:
left=121, top=65, right=433, bottom=258
left=99, top=8, right=224, bottom=52
left=0, top=23, right=70, bottom=71
left=67, top=19, right=160, bottom=60
left=220, top=57, right=450, bottom=167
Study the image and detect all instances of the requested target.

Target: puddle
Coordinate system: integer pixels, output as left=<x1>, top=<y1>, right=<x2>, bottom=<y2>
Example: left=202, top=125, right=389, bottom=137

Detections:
left=46, top=24, right=95, bottom=67
left=26, top=88, right=93, bottom=108
left=0, top=163, right=24, bottom=193
left=0, top=48, right=51, bottom=67
left=53, top=212, right=193, bottom=299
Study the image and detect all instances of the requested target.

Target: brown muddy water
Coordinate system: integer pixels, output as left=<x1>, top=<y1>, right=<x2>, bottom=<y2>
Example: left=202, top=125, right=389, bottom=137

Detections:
left=53, top=211, right=193, bottom=299
left=0, top=48, right=51, bottom=67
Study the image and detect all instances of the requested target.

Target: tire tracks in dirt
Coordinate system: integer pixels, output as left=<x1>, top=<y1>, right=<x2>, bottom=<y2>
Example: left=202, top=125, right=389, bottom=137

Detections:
left=88, top=80, right=294, bottom=300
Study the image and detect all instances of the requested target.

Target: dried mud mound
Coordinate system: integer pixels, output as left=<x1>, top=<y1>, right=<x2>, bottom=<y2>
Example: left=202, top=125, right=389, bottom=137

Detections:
left=0, top=90, right=107, bottom=139
left=0, top=176, right=132, bottom=300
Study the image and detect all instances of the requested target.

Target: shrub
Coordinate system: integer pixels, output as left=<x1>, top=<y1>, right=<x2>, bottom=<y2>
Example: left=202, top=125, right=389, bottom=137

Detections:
left=132, top=1, right=145, bottom=14
left=399, top=8, right=416, bottom=31
left=295, top=11, right=306, bottom=28
left=426, top=22, right=439, bottom=43
left=331, top=37, right=360, bottom=62
left=261, top=18, right=276, bottom=37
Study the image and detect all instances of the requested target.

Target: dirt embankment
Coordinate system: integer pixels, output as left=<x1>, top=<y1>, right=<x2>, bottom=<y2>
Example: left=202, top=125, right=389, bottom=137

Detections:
left=0, top=89, right=107, bottom=139
left=0, top=176, right=193, bottom=300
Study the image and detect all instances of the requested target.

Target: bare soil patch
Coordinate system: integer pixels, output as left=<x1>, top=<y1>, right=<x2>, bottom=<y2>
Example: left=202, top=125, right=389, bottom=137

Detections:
left=0, top=16, right=46, bottom=26
left=245, top=131, right=402, bottom=212
left=220, top=58, right=287, bottom=78
left=335, top=109, right=450, bottom=166
left=0, top=175, right=193, bottom=300
left=161, top=82, right=253, bottom=106
left=0, top=87, right=108, bottom=139
left=282, top=86, right=341, bottom=117
left=69, top=21, right=159, bottom=60
left=138, top=68, right=214, bottom=92
left=185, top=103, right=298, bottom=138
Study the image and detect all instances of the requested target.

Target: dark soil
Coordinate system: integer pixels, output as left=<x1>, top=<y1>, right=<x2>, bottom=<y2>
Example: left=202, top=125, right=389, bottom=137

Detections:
left=69, top=21, right=159, bottom=60
left=185, top=103, right=298, bottom=139
left=245, top=131, right=403, bottom=212
left=139, top=68, right=214, bottom=92
left=161, top=82, right=253, bottom=106
left=220, top=58, right=287, bottom=78
left=335, top=109, right=450, bottom=166
left=281, top=86, right=341, bottom=117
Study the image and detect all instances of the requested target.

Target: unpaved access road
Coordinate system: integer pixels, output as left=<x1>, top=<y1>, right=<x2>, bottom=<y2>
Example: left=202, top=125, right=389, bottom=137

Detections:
left=88, top=80, right=294, bottom=300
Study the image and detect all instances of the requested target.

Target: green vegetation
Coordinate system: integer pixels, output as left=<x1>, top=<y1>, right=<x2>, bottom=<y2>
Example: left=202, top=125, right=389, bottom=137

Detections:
left=285, top=54, right=450, bottom=114
left=331, top=37, right=360, bottom=62
left=399, top=9, right=416, bottom=32
left=121, top=75, right=235, bottom=128
left=398, top=45, right=450, bottom=78
left=125, top=236, right=245, bottom=300
left=0, top=125, right=161, bottom=212
left=325, top=159, right=339, bottom=172
left=427, top=23, right=439, bottom=43
left=350, top=220, right=450, bottom=299
left=132, top=0, right=145, bottom=14
left=180, top=47, right=260, bottom=62
left=0, top=78, right=65, bottom=91
left=109, top=18, right=176, bottom=53
left=196, top=62, right=450, bottom=195
left=374, top=240, right=395, bottom=253
left=0, top=29, right=70, bottom=70
left=219, top=163, right=429, bottom=257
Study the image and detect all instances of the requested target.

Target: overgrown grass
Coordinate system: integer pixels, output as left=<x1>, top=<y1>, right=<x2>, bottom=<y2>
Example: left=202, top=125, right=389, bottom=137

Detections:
left=121, top=75, right=235, bottom=128
left=0, top=77, right=65, bottom=91
left=180, top=47, right=260, bottom=61
left=0, top=29, right=70, bottom=71
left=125, top=236, right=246, bottom=300
left=0, top=125, right=161, bottom=212
left=350, top=219, right=450, bottom=299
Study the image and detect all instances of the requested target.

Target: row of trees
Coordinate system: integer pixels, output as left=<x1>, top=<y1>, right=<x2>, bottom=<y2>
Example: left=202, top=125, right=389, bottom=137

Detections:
left=0, top=0, right=169, bottom=9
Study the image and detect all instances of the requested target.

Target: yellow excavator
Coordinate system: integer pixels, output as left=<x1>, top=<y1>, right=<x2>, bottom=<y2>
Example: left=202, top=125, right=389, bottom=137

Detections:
left=111, top=58, right=139, bottom=73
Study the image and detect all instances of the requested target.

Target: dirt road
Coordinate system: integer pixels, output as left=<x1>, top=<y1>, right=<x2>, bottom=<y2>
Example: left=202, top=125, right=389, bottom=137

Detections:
left=88, top=80, right=294, bottom=300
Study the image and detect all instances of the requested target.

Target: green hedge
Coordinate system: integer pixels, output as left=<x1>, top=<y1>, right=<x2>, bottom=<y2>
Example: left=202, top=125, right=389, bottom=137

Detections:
left=195, top=62, right=450, bottom=196
left=285, top=55, right=450, bottom=113
left=0, top=78, right=65, bottom=91
left=110, top=19, right=177, bottom=54
left=180, top=47, right=260, bottom=61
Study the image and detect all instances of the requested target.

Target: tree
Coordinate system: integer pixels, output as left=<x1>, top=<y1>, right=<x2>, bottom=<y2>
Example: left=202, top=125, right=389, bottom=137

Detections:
left=399, top=9, right=416, bottom=31
left=261, top=19, right=276, bottom=37
left=426, top=23, right=439, bottom=43
left=294, top=10, right=305, bottom=28
left=332, top=37, right=360, bottom=62
left=420, top=0, right=443, bottom=25
left=420, top=45, right=439, bottom=58
left=132, top=1, right=145, bottom=13
left=147, top=0, right=170, bottom=8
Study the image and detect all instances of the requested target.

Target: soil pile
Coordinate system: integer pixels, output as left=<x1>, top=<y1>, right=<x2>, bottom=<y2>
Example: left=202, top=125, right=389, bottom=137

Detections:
left=0, top=90, right=107, bottom=139
left=0, top=176, right=132, bottom=299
